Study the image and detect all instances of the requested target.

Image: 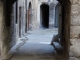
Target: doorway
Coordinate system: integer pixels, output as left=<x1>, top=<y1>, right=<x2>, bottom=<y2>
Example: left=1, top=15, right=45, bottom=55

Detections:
left=40, top=4, right=49, bottom=28
left=19, top=7, right=22, bottom=37
left=28, top=2, right=32, bottom=30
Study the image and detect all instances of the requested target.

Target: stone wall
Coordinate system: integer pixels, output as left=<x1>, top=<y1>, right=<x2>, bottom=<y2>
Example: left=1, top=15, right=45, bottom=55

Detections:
left=70, top=0, right=80, bottom=60
left=0, top=0, right=14, bottom=59
left=0, top=0, right=3, bottom=57
left=0, top=0, right=80, bottom=60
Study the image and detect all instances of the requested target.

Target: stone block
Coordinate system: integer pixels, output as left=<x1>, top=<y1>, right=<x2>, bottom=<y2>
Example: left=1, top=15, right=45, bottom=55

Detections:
left=78, top=0, right=80, bottom=5
left=70, top=39, right=80, bottom=57
left=70, top=0, right=78, bottom=4
left=70, top=26, right=80, bottom=38
left=71, top=15, right=80, bottom=26
left=71, top=4, right=80, bottom=15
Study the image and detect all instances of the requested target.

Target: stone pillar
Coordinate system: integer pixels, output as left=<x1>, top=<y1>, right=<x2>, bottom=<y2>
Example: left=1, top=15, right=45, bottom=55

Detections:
left=0, top=0, right=3, bottom=57
left=70, top=0, right=80, bottom=59
left=49, top=3, right=54, bottom=29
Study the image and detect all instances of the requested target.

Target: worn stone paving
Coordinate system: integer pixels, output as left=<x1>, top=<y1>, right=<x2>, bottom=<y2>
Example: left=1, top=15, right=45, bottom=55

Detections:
left=26, top=28, right=58, bottom=43
left=9, top=28, right=63, bottom=60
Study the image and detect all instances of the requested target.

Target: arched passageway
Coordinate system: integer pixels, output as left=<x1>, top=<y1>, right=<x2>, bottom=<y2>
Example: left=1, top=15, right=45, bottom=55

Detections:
left=55, top=3, right=62, bottom=28
left=28, top=2, right=32, bottom=30
left=0, top=0, right=71, bottom=60
left=40, top=4, right=49, bottom=28
left=55, top=3, right=62, bottom=45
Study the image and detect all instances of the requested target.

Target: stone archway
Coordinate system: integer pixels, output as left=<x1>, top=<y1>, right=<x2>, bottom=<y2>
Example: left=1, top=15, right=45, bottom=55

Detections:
left=55, top=3, right=62, bottom=28
left=0, top=0, right=71, bottom=60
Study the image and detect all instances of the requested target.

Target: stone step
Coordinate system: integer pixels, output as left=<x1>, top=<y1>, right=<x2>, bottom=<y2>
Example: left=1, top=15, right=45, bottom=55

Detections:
left=52, top=42, right=63, bottom=54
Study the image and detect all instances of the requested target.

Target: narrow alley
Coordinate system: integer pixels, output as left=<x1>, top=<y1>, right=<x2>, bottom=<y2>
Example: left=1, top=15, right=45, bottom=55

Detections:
left=5, top=0, right=64, bottom=60
left=9, top=28, right=62, bottom=60
left=0, top=0, right=73, bottom=60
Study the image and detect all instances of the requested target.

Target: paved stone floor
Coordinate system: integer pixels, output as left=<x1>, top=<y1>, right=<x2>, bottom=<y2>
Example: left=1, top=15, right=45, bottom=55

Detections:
left=25, top=28, right=58, bottom=43
left=8, top=28, right=65, bottom=60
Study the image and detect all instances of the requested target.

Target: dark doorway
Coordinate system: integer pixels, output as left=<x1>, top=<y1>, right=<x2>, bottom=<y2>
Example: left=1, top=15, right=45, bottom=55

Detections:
left=28, top=2, right=32, bottom=30
left=19, top=7, right=22, bottom=37
left=40, top=4, right=49, bottom=28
